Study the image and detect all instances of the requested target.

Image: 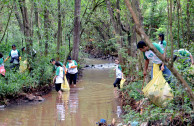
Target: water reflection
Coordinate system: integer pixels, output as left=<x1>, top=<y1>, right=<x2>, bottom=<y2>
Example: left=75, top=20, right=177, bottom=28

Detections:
left=69, top=89, right=79, bottom=113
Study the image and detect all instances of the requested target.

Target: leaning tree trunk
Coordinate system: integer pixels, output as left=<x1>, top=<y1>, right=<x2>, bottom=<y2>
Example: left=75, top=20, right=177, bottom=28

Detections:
left=14, top=2, right=24, bottom=33
left=124, top=0, right=194, bottom=108
left=72, top=0, right=81, bottom=61
left=19, top=0, right=33, bottom=69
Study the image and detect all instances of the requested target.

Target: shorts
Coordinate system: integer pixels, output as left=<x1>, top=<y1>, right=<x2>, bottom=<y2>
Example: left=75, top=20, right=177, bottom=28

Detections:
left=55, top=83, right=62, bottom=92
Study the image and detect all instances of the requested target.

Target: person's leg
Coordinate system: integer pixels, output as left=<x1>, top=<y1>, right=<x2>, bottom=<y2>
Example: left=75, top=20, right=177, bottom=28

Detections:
left=113, top=78, right=119, bottom=88
left=161, top=65, right=172, bottom=84
left=73, top=73, right=77, bottom=86
left=117, top=78, right=121, bottom=89
left=55, top=83, right=62, bottom=98
left=69, top=74, right=73, bottom=85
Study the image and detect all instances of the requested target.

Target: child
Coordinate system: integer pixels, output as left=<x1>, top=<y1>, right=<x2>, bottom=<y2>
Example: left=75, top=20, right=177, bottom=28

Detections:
left=158, top=33, right=167, bottom=52
left=113, top=59, right=123, bottom=89
left=0, top=53, right=6, bottom=77
left=53, top=61, right=64, bottom=99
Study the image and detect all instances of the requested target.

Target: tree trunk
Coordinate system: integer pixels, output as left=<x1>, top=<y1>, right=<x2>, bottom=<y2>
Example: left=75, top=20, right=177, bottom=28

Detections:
left=14, top=3, right=24, bottom=33
left=177, top=0, right=180, bottom=48
left=44, top=1, right=49, bottom=56
left=169, top=0, right=174, bottom=67
left=19, top=0, right=33, bottom=69
left=34, top=1, right=42, bottom=47
left=0, top=5, right=13, bottom=43
left=57, top=0, right=62, bottom=61
left=186, top=0, right=190, bottom=45
left=179, top=1, right=185, bottom=46
left=72, top=0, right=81, bottom=61
left=124, top=0, right=194, bottom=108
left=106, top=0, right=123, bottom=63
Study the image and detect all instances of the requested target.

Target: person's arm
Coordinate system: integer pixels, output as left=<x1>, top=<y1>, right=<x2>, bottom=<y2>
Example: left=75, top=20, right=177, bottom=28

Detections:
left=143, top=59, right=149, bottom=77
left=190, top=54, right=194, bottom=65
left=4, top=56, right=10, bottom=62
left=53, top=75, right=57, bottom=84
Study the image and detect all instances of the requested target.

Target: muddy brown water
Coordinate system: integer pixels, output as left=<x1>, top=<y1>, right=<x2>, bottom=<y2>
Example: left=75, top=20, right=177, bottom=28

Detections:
left=0, top=59, right=122, bottom=126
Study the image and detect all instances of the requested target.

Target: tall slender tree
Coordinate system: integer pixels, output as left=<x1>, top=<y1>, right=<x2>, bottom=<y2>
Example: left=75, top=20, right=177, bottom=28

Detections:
left=72, top=0, right=81, bottom=61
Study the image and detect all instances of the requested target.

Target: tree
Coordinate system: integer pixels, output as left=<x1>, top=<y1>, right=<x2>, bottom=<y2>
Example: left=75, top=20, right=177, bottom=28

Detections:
left=19, top=0, right=33, bottom=69
left=44, top=0, right=49, bottom=56
left=72, top=0, right=81, bottom=61
left=57, top=0, right=62, bottom=61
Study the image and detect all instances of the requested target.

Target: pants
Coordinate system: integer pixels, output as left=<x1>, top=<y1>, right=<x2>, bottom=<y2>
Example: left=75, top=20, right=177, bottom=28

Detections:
left=151, top=65, right=172, bottom=84
left=55, top=83, right=62, bottom=92
left=113, top=78, right=121, bottom=89
left=68, top=73, right=77, bottom=85
left=10, top=63, right=20, bottom=70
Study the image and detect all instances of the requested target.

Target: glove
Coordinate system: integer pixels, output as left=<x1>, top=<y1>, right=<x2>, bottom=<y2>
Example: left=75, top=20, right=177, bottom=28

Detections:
left=70, top=66, right=77, bottom=68
left=19, top=56, right=21, bottom=61
left=4, top=57, right=9, bottom=62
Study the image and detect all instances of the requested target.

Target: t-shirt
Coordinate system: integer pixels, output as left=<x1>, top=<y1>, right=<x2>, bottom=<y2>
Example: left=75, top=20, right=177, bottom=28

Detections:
left=116, top=64, right=122, bottom=78
left=53, top=61, right=64, bottom=72
left=143, top=43, right=164, bottom=64
left=9, top=49, right=20, bottom=57
left=66, top=60, right=78, bottom=74
left=158, top=40, right=167, bottom=51
left=55, top=66, right=64, bottom=83
left=0, top=58, right=4, bottom=67
left=9, top=49, right=20, bottom=64
left=178, top=49, right=191, bottom=57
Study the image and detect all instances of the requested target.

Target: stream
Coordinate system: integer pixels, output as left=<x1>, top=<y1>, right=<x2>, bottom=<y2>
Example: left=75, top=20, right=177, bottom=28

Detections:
left=0, top=58, right=122, bottom=126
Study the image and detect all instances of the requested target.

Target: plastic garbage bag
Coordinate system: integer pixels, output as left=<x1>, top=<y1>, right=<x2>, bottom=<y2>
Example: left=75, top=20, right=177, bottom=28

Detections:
left=61, top=76, right=70, bottom=91
left=120, top=79, right=126, bottom=89
left=0, top=66, right=6, bottom=76
left=19, top=60, right=27, bottom=73
left=142, top=64, right=173, bottom=107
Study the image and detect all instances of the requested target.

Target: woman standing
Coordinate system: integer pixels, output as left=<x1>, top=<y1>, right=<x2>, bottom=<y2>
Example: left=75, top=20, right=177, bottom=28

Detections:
left=66, top=56, right=78, bottom=87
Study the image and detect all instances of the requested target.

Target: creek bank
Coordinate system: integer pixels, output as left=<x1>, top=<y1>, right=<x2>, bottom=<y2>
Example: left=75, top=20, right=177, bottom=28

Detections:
left=0, top=67, right=84, bottom=107
left=120, top=81, right=193, bottom=126
left=0, top=83, right=53, bottom=107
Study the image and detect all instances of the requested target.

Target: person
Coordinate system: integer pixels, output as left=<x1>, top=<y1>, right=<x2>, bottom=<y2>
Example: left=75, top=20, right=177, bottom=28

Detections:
left=158, top=33, right=167, bottom=52
left=0, top=53, right=6, bottom=77
left=66, top=56, right=78, bottom=87
left=21, top=47, right=36, bottom=58
left=113, top=59, right=124, bottom=89
left=137, top=41, right=171, bottom=83
left=53, top=61, right=64, bottom=99
left=4, top=44, right=21, bottom=70
left=50, top=59, right=66, bottom=74
left=173, top=49, right=194, bottom=67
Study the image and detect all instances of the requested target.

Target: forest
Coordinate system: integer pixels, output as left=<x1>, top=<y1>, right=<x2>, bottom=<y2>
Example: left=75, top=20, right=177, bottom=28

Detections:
left=0, top=0, right=193, bottom=125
